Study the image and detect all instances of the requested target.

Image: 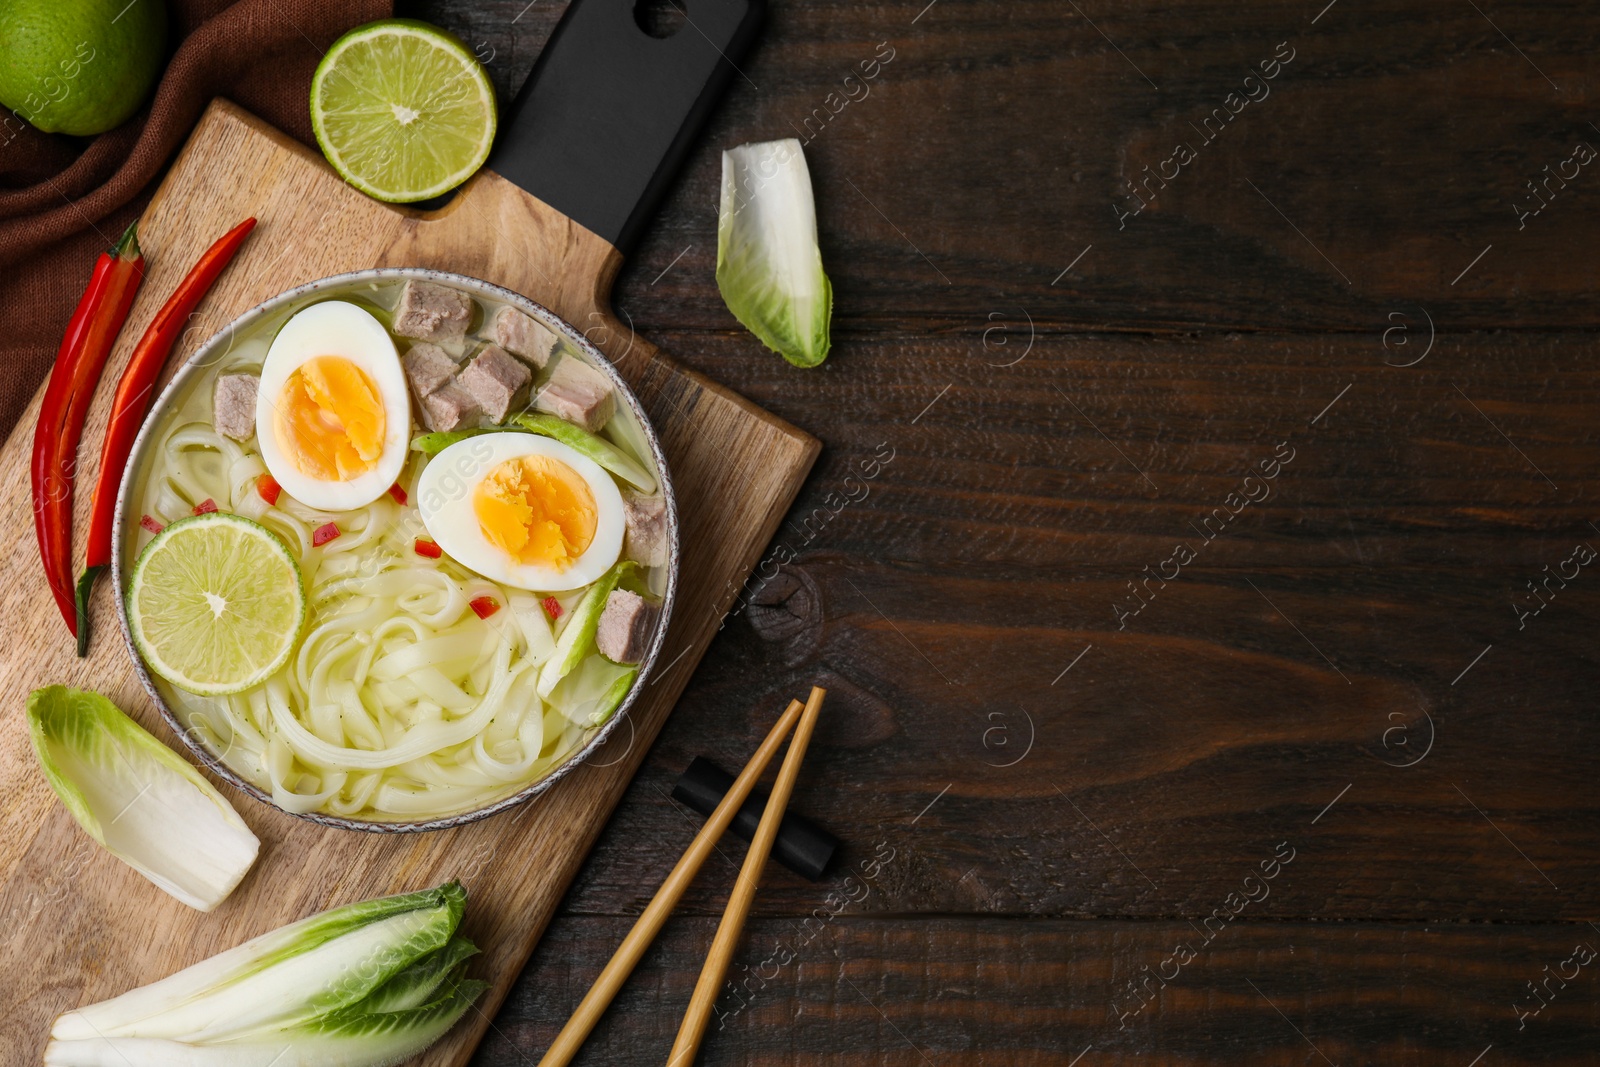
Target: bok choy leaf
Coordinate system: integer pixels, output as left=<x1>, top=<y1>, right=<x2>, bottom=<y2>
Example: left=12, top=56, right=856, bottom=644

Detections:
left=46, top=883, right=483, bottom=1067
left=410, top=417, right=657, bottom=493
left=717, top=138, right=833, bottom=368
left=512, top=413, right=657, bottom=493
left=536, top=560, right=638, bottom=699
left=26, top=686, right=258, bottom=913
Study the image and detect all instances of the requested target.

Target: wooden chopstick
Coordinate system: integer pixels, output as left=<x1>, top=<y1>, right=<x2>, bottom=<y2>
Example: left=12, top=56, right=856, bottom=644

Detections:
left=666, top=685, right=827, bottom=1067
left=536, top=698, right=807, bottom=1067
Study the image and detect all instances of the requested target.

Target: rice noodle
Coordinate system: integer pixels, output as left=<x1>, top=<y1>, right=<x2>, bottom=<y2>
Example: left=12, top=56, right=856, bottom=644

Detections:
left=139, top=410, right=622, bottom=821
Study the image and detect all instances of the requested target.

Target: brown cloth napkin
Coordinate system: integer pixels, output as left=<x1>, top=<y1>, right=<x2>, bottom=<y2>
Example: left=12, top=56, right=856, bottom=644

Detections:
left=0, top=0, right=390, bottom=437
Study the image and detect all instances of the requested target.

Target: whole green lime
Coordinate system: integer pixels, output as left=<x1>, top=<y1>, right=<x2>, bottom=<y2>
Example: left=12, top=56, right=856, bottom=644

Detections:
left=0, top=0, right=167, bottom=136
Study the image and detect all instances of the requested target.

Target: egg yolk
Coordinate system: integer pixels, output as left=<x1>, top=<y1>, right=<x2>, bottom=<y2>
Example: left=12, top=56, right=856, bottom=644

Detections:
left=474, top=455, right=598, bottom=570
left=274, top=356, right=386, bottom=482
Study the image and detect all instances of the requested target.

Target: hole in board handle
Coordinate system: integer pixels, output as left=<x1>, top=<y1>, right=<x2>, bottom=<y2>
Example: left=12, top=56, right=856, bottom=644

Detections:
left=634, top=0, right=688, bottom=38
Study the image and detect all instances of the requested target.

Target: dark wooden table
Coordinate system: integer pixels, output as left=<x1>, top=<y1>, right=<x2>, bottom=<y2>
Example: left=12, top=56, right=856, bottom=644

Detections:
left=402, top=2, right=1600, bottom=1063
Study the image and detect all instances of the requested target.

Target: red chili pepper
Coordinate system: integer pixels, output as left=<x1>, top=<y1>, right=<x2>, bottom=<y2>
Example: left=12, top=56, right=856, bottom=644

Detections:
left=312, top=522, right=341, bottom=547
left=257, top=473, right=281, bottom=506
left=33, top=220, right=145, bottom=646
left=542, top=596, right=563, bottom=620
left=414, top=538, right=442, bottom=559
left=75, top=217, right=254, bottom=656
left=139, top=515, right=165, bottom=535
left=470, top=595, right=501, bottom=619
left=193, top=498, right=218, bottom=515
left=388, top=482, right=408, bottom=506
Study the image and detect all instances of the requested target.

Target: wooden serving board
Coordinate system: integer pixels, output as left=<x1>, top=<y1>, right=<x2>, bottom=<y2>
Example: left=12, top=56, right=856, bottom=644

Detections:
left=0, top=97, right=817, bottom=1063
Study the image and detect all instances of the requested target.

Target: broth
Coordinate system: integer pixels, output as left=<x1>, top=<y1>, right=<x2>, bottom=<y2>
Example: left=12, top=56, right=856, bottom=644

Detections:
left=121, top=275, right=669, bottom=824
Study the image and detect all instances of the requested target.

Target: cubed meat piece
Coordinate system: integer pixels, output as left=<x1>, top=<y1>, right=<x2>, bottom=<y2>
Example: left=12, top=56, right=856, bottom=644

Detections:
left=403, top=342, right=459, bottom=399
left=534, top=357, right=615, bottom=432
left=596, top=589, right=660, bottom=664
left=418, top=384, right=481, bottom=433
left=491, top=305, right=558, bottom=369
left=456, top=345, right=532, bottom=423
left=622, top=491, right=669, bottom=567
left=393, top=280, right=474, bottom=343
left=212, top=373, right=259, bottom=441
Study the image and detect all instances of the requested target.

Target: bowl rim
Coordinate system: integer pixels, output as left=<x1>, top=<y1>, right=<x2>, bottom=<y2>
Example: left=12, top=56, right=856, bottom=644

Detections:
left=111, top=267, right=680, bottom=833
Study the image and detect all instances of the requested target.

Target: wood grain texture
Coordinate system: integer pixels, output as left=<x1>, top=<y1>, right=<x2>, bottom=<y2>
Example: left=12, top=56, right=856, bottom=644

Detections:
left=519, top=328, right=1600, bottom=927
left=409, top=0, right=1600, bottom=336
left=0, top=101, right=817, bottom=1065
left=488, top=915, right=1600, bottom=1066
left=535, top=699, right=805, bottom=1067
left=14, top=0, right=1600, bottom=1060
left=390, top=0, right=1600, bottom=1060
left=668, top=687, right=826, bottom=1065
left=466, top=323, right=1600, bottom=1062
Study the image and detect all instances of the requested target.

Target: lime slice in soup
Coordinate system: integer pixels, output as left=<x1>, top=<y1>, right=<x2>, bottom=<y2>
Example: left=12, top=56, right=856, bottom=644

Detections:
left=310, top=19, right=498, bottom=203
left=127, top=513, right=306, bottom=696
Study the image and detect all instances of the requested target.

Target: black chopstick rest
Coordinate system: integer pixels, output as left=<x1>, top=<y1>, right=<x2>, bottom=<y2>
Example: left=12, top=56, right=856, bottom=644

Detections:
left=672, top=756, right=838, bottom=881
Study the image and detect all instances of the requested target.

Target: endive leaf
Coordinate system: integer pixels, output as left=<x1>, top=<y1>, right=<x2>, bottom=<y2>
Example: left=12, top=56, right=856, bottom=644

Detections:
left=26, top=686, right=258, bottom=913
left=52, top=883, right=466, bottom=1044
left=717, top=138, right=833, bottom=367
left=43, top=976, right=488, bottom=1067
left=349, top=937, right=481, bottom=1014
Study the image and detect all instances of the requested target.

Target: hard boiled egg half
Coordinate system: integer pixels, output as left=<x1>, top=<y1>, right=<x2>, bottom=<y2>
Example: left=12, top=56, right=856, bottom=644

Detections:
left=255, top=301, right=412, bottom=512
left=417, top=434, right=624, bottom=592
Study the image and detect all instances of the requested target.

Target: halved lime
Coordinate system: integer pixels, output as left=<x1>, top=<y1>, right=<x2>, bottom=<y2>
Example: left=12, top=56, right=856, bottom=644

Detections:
left=310, top=19, right=498, bottom=203
left=127, top=513, right=306, bottom=697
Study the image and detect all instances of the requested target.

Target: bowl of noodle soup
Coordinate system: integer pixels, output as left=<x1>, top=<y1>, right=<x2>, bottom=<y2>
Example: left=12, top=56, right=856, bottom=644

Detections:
left=112, top=268, right=677, bottom=831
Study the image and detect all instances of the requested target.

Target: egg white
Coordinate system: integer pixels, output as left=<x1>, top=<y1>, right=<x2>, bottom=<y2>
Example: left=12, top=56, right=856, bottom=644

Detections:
left=417, top=433, right=625, bottom=592
left=254, top=301, right=412, bottom=512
